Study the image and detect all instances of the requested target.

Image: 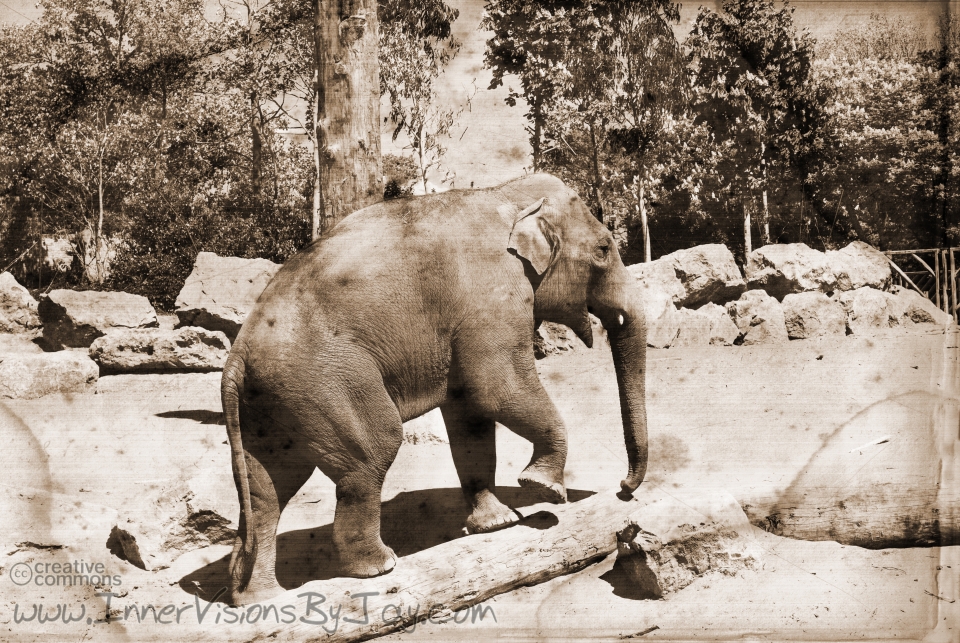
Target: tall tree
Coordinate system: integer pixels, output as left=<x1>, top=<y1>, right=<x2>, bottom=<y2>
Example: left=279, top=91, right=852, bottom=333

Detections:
left=808, top=13, right=957, bottom=250
left=380, top=11, right=469, bottom=194
left=685, top=0, right=820, bottom=254
left=310, top=0, right=381, bottom=238
left=482, top=0, right=712, bottom=261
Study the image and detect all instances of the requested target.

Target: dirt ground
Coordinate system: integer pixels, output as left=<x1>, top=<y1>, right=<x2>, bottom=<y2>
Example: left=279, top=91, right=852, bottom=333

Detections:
left=1, top=326, right=958, bottom=641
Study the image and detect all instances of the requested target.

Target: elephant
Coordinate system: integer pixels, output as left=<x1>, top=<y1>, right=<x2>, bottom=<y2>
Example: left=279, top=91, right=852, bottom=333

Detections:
left=221, top=173, right=649, bottom=605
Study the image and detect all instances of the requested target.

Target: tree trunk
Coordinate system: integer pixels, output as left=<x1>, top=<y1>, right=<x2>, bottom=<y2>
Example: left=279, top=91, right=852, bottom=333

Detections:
left=588, top=121, right=603, bottom=222
left=639, top=186, right=651, bottom=263
left=762, top=188, right=769, bottom=245
left=744, top=202, right=752, bottom=256
left=251, top=96, right=262, bottom=195
left=532, top=101, right=542, bottom=171
left=311, top=70, right=323, bottom=240
left=312, top=0, right=383, bottom=238
left=418, top=123, right=428, bottom=194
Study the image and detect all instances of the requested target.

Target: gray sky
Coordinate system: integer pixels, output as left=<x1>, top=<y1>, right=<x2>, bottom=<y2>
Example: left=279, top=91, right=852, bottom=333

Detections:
left=1, top=0, right=952, bottom=187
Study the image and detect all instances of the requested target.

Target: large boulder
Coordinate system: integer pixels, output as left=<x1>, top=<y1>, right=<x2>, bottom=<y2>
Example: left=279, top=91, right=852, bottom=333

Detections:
left=627, top=260, right=685, bottom=305
left=628, top=244, right=745, bottom=308
left=0, top=352, right=98, bottom=399
left=38, top=290, right=158, bottom=349
left=0, top=334, right=42, bottom=354
left=534, top=321, right=579, bottom=359
left=781, top=291, right=847, bottom=339
left=0, top=272, right=40, bottom=334
left=89, top=327, right=231, bottom=373
left=890, top=286, right=953, bottom=326
left=175, top=252, right=281, bottom=340
left=672, top=303, right=740, bottom=347
left=107, top=483, right=235, bottom=571
left=40, top=235, right=75, bottom=273
left=834, top=287, right=902, bottom=335
left=636, top=280, right=681, bottom=348
left=668, top=244, right=747, bottom=307
left=725, top=290, right=789, bottom=345
left=745, top=243, right=837, bottom=300
left=826, top=241, right=892, bottom=291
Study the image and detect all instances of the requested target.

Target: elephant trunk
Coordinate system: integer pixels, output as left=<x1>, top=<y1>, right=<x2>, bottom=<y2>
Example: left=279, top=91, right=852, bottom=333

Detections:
left=591, top=272, right=649, bottom=495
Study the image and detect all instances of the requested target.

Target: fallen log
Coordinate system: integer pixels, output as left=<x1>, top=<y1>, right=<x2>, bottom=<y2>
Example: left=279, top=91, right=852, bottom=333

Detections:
left=246, top=487, right=755, bottom=643
left=746, top=388, right=960, bottom=547
left=615, top=498, right=762, bottom=599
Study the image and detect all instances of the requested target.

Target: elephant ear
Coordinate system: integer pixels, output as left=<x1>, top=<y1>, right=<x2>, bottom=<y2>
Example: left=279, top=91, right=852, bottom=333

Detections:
left=508, top=198, right=557, bottom=275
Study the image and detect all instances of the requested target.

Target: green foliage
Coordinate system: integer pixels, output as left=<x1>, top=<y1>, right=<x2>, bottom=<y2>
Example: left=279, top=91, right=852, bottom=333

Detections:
left=0, top=0, right=313, bottom=307
left=381, top=0, right=467, bottom=194
left=683, top=0, right=822, bottom=254
left=482, top=1, right=689, bottom=222
left=383, top=154, right=419, bottom=199
left=807, top=12, right=959, bottom=250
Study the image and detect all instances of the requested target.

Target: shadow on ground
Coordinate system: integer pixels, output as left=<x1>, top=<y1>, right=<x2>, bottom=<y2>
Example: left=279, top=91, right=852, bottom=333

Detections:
left=599, top=557, right=659, bottom=601
left=155, top=409, right=225, bottom=424
left=179, top=486, right=595, bottom=602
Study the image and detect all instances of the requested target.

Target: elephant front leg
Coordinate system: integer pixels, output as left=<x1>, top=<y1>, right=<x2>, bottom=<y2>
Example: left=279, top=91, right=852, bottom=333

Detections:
left=460, top=372, right=568, bottom=503
left=440, top=402, right=519, bottom=534
left=494, top=387, right=569, bottom=504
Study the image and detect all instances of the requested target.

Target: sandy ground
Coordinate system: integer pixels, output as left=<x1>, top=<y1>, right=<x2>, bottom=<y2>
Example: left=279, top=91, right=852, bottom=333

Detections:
left=1, top=326, right=958, bottom=641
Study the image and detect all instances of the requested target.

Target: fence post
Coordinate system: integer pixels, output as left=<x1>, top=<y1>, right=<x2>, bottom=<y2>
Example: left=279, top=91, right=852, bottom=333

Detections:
left=951, top=249, right=957, bottom=323
left=942, top=250, right=950, bottom=315
left=935, top=251, right=942, bottom=310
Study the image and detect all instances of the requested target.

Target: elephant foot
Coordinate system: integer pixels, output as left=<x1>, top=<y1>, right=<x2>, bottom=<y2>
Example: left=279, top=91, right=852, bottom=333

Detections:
left=518, top=468, right=567, bottom=504
left=338, top=542, right=398, bottom=579
left=228, top=578, right=285, bottom=606
left=465, top=491, right=520, bottom=534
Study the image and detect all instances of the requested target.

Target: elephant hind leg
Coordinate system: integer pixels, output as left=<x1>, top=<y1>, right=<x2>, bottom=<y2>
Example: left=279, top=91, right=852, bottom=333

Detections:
left=315, top=367, right=404, bottom=579
left=440, top=402, right=519, bottom=534
left=228, top=442, right=314, bottom=606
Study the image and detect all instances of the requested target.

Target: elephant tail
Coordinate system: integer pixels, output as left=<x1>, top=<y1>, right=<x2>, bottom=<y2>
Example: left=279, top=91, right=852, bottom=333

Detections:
left=222, top=352, right=256, bottom=594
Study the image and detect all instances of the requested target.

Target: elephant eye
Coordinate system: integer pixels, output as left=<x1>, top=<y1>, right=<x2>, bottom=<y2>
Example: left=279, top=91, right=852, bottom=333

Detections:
left=595, top=242, right=611, bottom=261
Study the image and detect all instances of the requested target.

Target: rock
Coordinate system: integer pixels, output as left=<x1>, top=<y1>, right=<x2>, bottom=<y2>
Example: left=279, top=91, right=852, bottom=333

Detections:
left=78, top=229, right=123, bottom=284
left=0, top=334, right=42, bottom=354
left=628, top=244, right=745, bottom=308
left=40, top=236, right=75, bottom=273
left=781, top=292, right=847, bottom=339
left=637, top=281, right=681, bottom=348
left=0, top=272, right=40, bottom=334
left=89, top=327, right=231, bottom=373
left=614, top=491, right=762, bottom=599
left=835, top=287, right=902, bottom=335
left=175, top=252, right=281, bottom=340
left=38, top=290, right=158, bottom=349
left=891, top=286, right=953, bottom=326
left=826, top=241, right=892, bottom=291
left=745, top=243, right=837, bottom=300
left=107, top=483, right=236, bottom=571
left=725, top=290, right=789, bottom=345
left=668, top=244, right=746, bottom=307
left=534, top=321, right=579, bottom=359
left=627, top=260, right=686, bottom=306
left=0, top=352, right=98, bottom=399
left=672, top=304, right=740, bottom=347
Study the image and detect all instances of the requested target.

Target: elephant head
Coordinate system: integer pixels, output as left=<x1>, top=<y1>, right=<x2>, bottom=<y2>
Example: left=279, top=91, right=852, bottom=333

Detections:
left=503, top=176, right=649, bottom=494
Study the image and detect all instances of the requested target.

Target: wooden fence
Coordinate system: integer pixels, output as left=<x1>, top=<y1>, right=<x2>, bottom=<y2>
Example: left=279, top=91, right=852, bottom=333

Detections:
left=884, top=248, right=959, bottom=323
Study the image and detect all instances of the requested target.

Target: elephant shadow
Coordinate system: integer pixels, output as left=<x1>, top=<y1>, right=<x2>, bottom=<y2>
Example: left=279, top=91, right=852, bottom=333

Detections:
left=155, top=410, right=225, bottom=424
left=179, top=486, right=595, bottom=603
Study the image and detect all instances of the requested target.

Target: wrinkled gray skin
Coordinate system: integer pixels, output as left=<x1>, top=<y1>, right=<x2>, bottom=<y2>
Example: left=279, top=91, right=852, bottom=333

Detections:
left=222, top=174, right=648, bottom=605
